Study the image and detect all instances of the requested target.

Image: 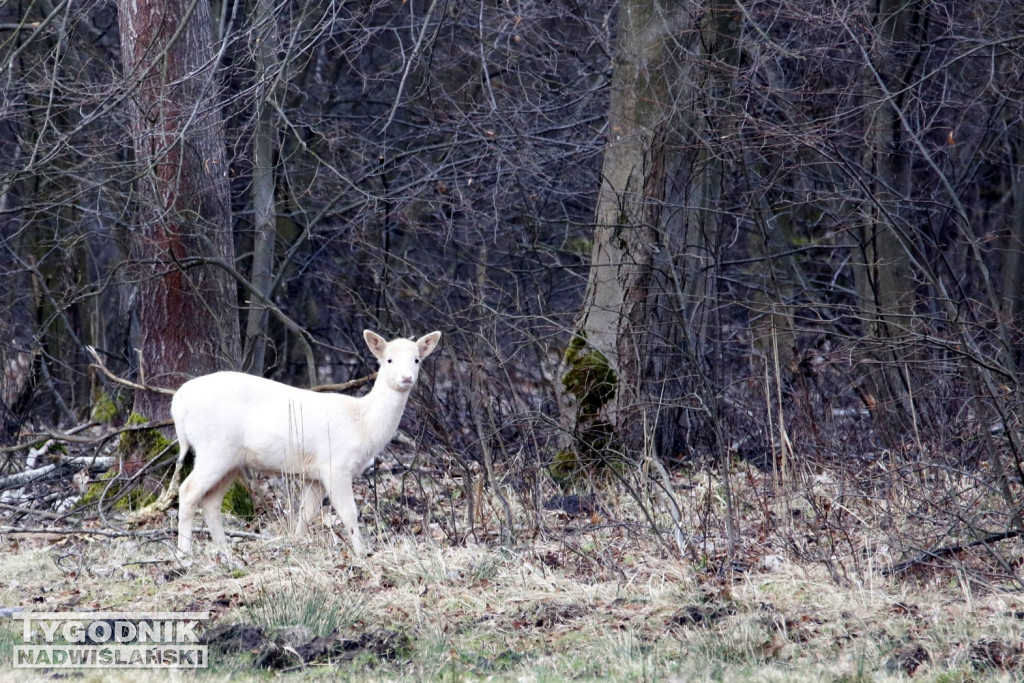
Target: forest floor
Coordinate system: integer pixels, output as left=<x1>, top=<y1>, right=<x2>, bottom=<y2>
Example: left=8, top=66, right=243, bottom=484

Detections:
left=1, top=462, right=1023, bottom=681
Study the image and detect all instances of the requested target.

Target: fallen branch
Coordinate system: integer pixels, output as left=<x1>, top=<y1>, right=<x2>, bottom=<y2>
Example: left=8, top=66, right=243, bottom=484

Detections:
left=0, top=501, right=67, bottom=520
left=0, top=525, right=263, bottom=541
left=887, top=528, right=1024, bottom=575
left=0, top=456, right=115, bottom=492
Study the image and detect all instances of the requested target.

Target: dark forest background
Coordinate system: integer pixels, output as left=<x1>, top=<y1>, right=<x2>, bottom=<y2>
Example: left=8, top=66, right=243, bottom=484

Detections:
left=4, top=0, right=1024, bottom=578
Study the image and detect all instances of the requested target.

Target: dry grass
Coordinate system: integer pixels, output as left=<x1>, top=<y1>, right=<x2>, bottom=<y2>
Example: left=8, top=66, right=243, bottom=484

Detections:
left=1, top=458, right=1023, bottom=681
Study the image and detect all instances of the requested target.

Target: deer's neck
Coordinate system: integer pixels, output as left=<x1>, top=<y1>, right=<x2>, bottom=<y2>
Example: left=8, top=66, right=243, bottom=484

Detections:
left=357, top=379, right=412, bottom=453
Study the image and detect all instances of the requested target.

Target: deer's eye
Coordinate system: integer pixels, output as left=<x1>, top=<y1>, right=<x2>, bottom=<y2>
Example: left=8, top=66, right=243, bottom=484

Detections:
left=387, top=358, right=392, bottom=364
left=414, top=359, right=419, bottom=364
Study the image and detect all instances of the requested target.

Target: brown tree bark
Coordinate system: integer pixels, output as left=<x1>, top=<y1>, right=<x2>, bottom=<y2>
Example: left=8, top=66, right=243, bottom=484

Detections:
left=118, top=0, right=240, bottom=419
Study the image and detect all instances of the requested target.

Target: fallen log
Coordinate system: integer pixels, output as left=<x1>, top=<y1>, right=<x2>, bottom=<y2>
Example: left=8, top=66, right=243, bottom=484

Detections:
left=0, top=455, right=115, bottom=492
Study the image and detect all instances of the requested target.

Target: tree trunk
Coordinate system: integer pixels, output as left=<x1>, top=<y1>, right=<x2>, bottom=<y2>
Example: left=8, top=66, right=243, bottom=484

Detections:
left=119, top=0, right=241, bottom=419
left=565, top=0, right=686, bottom=464
left=566, top=1, right=736, bottom=463
left=243, top=0, right=279, bottom=376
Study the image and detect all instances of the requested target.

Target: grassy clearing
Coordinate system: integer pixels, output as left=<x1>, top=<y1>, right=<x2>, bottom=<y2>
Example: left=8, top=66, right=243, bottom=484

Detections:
left=1, top=455, right=1023, bottom=681
left=0, top=520, right=1022, bottom=681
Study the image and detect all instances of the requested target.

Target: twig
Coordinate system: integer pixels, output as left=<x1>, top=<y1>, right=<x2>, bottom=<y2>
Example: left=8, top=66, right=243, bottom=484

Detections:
left=310, top=373, right=377, bottom=393
left=0, top=501, right=67, bottom=520
left=0, top=525, right=157, bottom=539
left=381, top=0, right=440, bottom=132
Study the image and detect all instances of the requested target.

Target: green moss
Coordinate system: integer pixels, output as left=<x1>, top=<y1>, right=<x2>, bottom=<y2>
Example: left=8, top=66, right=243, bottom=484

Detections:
left=549, top=449, right=579, bottom=483
left=120, top=412, right=172, bottom=456
left=80, top=413, right=171, bottom=512
left=562, top=335, right=617, bottom=417
left=90, top=390, right=118, bottom=424
left=563, top=237, right=593, bottom=256
left=222, top=481, right=256, bottom=521
left=80, top=468, right=157, bottom=512
left=555, top=335, right=623, bottom=482
left=35, top=441, right=67, bottom=458
left=79, top=472, right=110, bottom=507
left=117, top=484, right=157, bottom=511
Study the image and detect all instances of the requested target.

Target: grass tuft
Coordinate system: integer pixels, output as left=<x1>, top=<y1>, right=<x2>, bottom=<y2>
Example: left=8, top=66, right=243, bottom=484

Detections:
left=243, top=573, right=365, bottom=639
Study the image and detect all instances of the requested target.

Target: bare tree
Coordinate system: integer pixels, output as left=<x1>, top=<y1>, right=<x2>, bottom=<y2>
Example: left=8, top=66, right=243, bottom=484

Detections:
left=567, top=0, right=739, bottom=465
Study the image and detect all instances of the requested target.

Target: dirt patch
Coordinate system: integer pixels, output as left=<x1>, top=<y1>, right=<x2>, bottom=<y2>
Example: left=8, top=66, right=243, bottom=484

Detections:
left=885, top=642, right=929, bottom=676
left=668, top=602, right=736, bottom=627
left=512, top=601, right=590, bottom=629
left=201, top=622, right=409, bottom=670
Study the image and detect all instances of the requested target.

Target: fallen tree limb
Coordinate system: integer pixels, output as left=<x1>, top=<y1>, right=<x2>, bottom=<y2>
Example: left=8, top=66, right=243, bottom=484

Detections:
left=0, top=501, right=68, bottom=520
left=0, top=456, right=115, bottom=492
left=0, top=525, right=263, bottom=541
left=886, top=528, right=1024, bottom=575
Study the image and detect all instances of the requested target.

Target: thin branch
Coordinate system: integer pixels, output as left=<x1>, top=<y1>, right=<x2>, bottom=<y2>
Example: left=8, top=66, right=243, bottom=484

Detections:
left=174, top=255, right=319, bottom=386
left=86, top=346, right=175, bottom=396
left=0, top=525, right=263, bottom=541
left=310, top=373, right=377, bottom=393
left=380, top=0, right=440, bottom=132
left=0, top=456, right=115, bottom=492
left=0, top=501, right=68, bottom=521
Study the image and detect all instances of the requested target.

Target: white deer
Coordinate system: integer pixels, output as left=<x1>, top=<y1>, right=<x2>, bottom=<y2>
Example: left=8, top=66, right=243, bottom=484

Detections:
left=171, top=330, right=441, bottom=555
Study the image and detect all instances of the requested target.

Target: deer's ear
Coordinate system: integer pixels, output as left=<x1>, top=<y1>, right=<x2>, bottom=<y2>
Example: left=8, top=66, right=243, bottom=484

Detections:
left=363, top=330, right=388, bottom=359
left=417, top=331, right=442, bottom=359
